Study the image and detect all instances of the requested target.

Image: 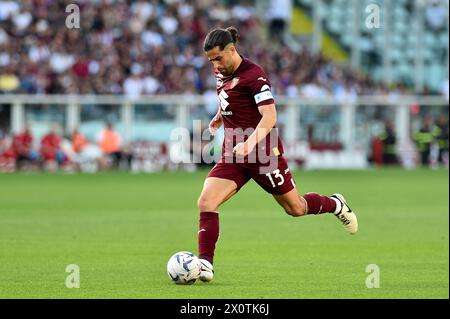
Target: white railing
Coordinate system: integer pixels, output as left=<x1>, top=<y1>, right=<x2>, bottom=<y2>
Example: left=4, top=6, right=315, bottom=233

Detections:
left=1, top=94, right=448, bottom=151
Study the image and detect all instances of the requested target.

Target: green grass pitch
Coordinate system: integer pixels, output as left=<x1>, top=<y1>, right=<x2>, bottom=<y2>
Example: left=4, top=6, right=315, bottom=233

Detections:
left=0, top=168, right=448, bottom=298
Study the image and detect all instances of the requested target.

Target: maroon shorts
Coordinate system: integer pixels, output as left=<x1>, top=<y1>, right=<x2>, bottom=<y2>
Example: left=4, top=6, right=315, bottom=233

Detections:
left=207, top=156, right=296, bottom=195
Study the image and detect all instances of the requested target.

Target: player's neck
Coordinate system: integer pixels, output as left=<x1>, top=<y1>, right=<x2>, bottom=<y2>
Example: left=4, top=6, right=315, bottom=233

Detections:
left=231, top=54, right=243, bottom=74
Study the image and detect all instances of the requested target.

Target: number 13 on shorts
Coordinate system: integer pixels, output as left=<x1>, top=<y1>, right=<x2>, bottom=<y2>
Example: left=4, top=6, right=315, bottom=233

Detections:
left=265, top=168, right=296, bottom=189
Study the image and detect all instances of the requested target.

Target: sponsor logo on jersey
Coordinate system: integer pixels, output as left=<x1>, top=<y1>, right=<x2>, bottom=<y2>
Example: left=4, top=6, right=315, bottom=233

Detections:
left=219, top=89, right=229, bottom=110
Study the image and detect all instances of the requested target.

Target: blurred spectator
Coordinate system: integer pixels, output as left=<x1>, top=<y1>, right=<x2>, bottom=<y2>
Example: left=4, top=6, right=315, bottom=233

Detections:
left=40, top=126, right=66, bottom=170
left=414, top=117, right=438, bottom=166
left=72, top=129, right=88, bottom=154
left=333, top=80, right=358, bottom=103
left=124, top=63, right=145, bottom=100
left=0, top=26, right=8, bottom=45
left=60, top=128, right=106, bottom=172
left=98, top=122, right=132, bottom=169
left=434, top=114, right=449, bottom=166
left=379, top=120, right=398, bottom=165
left=267, top=0, right=292, bottom=41
left=12, top=124, right=40, bottom=170
left=0, top=1, right=20, bottom=21
left=203, top=81, right=219, bottom=118
left=12, top=6, right=32, bottom=32
left=0, top=128, right=15, bottom=172
left=0, top=68, right=20, bottom=92
left=300, top=77, right=329, bottom=98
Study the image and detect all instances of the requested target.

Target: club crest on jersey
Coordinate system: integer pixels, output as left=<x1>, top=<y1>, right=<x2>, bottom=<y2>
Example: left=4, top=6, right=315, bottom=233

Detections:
left=230, top=77, right=240, bottom=89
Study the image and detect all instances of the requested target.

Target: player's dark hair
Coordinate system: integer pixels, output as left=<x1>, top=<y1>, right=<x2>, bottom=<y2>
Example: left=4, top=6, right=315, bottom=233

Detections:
left=203, top=27, right=240, bottom=51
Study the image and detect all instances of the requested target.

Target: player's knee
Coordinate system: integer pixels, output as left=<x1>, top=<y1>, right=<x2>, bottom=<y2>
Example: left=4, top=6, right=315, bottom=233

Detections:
left=197, top=195, right=218, bottom=212
left=284, top=202, right=306, bottom=217
left=284, top=207, right=300, bottom=217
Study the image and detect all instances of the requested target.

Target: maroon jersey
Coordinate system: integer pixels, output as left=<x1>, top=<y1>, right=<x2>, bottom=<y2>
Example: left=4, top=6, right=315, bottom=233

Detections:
left=215, top=56, right=284, bottom=162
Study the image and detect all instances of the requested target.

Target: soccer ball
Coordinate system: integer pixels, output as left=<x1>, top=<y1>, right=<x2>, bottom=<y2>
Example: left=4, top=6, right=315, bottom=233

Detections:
left=167, top=251, right=202, bottom=285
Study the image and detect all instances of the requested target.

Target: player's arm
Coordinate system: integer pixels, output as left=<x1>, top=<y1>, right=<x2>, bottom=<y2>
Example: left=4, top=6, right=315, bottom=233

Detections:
left=209, top=105, right=223, bottom=136
left=233, top=103, right=276, bottom=156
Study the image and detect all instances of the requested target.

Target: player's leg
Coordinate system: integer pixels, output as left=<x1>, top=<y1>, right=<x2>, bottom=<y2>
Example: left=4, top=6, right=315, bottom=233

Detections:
left=273, top=188, right=358, bottom=234
left=197, top=177, right=238, bottom=212
left=273, top=190, right=338, bottom=217
left=197, top=162, right=250, bottom=282
left=272, top=188, right=307, bottom=217
left=272, top=189, right=357, bottom=234
left=251, top=156, right=358, bottom=234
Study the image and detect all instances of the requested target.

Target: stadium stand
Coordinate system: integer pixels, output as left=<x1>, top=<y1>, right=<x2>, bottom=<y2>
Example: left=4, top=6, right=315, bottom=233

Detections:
left=0, top=0, right=448, bottom=172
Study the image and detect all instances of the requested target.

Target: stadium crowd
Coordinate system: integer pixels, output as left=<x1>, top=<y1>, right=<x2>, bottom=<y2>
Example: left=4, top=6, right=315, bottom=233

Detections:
left=2, top=0, right=446, bottom=100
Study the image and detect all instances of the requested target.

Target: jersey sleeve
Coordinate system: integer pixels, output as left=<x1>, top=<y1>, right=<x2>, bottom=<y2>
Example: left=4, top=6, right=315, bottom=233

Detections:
left=248, top=69, right=275, bottom=107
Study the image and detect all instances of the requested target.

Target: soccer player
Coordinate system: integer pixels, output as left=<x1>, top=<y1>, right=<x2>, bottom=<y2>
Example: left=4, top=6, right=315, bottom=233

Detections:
left=197, top=27, right=358, bottom=282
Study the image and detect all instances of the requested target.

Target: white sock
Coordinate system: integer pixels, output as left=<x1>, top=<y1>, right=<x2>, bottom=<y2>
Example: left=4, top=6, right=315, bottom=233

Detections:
left=332, top=198, right=342, bottom=214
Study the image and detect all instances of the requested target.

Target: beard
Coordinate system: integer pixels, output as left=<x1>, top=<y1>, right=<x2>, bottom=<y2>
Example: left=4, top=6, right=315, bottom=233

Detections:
left=219, top=64, right=233, bottom=76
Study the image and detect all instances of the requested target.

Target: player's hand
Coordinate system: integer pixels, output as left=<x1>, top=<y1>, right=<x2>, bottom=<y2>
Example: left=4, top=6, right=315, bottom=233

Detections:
left=208, top=115, right=222, bottom=136
left=233, top=142, right=254, bottom=157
